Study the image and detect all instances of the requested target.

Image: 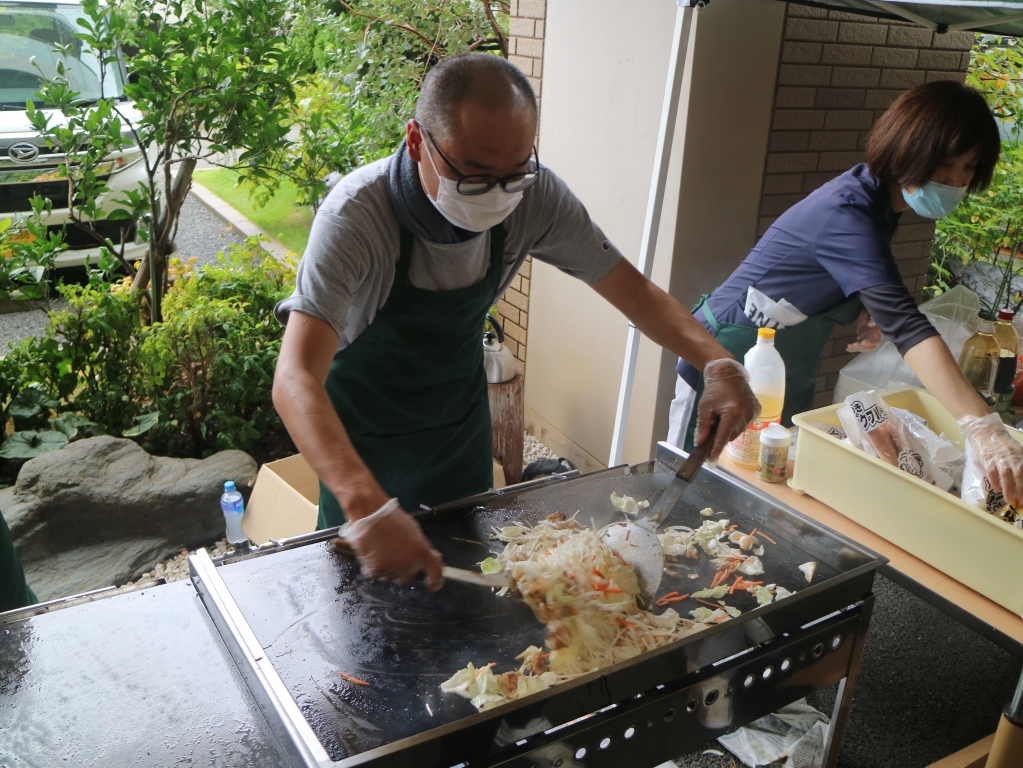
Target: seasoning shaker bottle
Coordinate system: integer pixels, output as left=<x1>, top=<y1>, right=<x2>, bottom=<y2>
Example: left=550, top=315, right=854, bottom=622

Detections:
left=757, top=422, right=792, bottom=483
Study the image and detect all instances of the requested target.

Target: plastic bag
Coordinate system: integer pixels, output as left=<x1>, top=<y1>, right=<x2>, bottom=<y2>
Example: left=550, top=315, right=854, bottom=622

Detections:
left=962, top=441, right=1012, bottom=514
left=805, top=418, right=845, bottom=440
left=890, top=407, right=964, bottom=492
left=841, top=391, right=947, bottom=487
left=834, top=285, right=981, bottom=402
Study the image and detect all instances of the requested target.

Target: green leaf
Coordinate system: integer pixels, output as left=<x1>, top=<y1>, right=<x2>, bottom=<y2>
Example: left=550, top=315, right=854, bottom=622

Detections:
left=122, top=412, right=159, bottom=437
left=52, top=412, right=99, bottom=439
left=0, top=430, right=68, bottom=459
left=9, top=387, right=58, bottom=420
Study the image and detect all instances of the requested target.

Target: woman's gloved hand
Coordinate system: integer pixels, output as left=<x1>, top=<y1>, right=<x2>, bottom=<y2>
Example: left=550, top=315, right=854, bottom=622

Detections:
left=847, top=309, right=883, bottom=353
left=696, top=358, right=761, bottom=461
left=958, top=413, right=1023, bottom=508
left=343, top=498, right=445, bottom=590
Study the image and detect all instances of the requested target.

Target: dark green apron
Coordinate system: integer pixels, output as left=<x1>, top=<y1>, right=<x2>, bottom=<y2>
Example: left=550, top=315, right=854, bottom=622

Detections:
left=683, top=294, right=863, bottom=451
left=317, top=224, right=504, bottom=528
left=1, top=510, right=37, bottom=613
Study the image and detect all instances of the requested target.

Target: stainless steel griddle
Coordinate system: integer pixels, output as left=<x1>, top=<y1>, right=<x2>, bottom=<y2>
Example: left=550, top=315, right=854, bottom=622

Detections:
left=0, top=442, right=886, bottom=768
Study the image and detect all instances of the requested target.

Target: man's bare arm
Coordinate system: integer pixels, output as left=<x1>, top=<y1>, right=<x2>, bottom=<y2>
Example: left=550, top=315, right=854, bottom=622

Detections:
left=272, top=312, right=389, bottom=521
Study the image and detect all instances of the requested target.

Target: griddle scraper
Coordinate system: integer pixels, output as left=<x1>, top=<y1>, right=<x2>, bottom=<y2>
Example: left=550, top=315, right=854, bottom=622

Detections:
left=646, top=420, right=719, bottom=524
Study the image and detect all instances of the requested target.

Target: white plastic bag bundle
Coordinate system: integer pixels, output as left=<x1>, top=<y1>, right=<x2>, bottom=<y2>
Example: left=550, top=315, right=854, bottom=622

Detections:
left=834, top=286, right=981, bottom=403
left=890, top=407, right=965, bottom=492
left=840, top=391, right=953, bottom=488
left=805, top=418, right=845, bottom=440
left=961, top=441, right=1010, bottom=514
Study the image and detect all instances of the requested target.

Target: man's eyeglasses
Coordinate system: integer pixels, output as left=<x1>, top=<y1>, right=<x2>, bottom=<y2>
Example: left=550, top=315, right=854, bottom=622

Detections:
left=419, top=122, right=540, bottom=196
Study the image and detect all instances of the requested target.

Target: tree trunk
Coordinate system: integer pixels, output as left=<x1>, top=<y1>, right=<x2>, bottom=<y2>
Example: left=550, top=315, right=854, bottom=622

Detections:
left=132, top=157, right=197, bottom=322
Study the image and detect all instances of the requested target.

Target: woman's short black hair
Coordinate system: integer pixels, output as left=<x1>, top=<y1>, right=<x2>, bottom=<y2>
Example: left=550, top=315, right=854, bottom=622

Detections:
left=866, top=80, right=1001, bottom=192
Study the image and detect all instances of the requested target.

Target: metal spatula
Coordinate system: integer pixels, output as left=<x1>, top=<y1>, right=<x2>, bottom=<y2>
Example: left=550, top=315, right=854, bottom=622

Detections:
left=646, top=419, right=720, bottom=524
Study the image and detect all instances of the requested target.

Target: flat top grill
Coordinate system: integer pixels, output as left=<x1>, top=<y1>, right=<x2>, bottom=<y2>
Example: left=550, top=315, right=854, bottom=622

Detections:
left=0, top=446, right=886, bottom=768
left=0, top=580, right=283, bottom=767
left=218, top=454, right=877, bottom=765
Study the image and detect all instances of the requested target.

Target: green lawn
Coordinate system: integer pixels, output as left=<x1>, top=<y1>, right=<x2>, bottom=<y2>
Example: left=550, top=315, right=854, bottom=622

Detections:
left=193, top=169, right=313, bottom=255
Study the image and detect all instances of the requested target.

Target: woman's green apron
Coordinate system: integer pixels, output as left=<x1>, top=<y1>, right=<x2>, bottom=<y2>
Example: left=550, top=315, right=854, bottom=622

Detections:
left=317, top=224, right=504, bottom=528
left=1, top=511, right=36, bottom=612
left=682, top=294, right=863, bottom=452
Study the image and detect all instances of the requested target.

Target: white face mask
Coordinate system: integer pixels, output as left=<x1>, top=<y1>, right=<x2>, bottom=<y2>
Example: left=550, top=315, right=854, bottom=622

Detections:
left=419, top=140, right=524, bottom=232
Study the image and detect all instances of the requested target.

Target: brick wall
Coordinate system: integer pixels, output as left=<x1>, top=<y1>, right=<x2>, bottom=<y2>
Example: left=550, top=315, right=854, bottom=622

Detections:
left=499, top=0, right=546, bottom=369
left=760, top=4, right=974, bottom=407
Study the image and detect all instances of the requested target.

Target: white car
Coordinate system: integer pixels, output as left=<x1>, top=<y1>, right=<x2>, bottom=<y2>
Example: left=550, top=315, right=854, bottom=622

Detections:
left=0, top=0, right=147, bottom=270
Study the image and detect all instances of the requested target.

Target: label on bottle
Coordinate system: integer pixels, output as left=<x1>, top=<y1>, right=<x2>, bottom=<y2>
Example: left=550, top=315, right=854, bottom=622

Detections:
left=757, top=443, right=788, bottom=483
left=727, top=414, right=782, bottom=468
left=995, top=389, right=1014, bottom=415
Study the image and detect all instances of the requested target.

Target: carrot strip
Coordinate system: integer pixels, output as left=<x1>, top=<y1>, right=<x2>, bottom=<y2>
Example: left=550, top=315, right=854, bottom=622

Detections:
left=729, top=576, right=742, bottom=595
left=742, top=580, right=763, bottom=586
left=758, top=531, right=777, bottom=544
left=615, top=616, right=638, bottom=629
left=696, top=598, right=722, bottom=609
left=662, top=591, right=679, bottom=600
left=613, top=551, right=628, bottom=567
left=749, top=528, right=759, bottom=539
left=662, top=594, right=690, bottom=604
left=340, top=671, right=371, bottom=686
left=726, top=524, right=739, bottom=530
left=603, top=587, right=624, bottom=594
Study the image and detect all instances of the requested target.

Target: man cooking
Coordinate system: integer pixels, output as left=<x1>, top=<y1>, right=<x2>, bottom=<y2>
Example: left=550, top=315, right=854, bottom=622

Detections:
left=272, top=54, right=760, bottom=592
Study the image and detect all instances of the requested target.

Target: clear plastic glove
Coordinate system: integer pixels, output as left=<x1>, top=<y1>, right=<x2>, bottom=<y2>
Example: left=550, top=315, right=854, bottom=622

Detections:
left=958, top=413, right=1023, bottom=508
left=846, top=309, right=883, bottom=353
left=696, top=358, right=762, bottom=460
left=343, top=498, right=445, bottom=590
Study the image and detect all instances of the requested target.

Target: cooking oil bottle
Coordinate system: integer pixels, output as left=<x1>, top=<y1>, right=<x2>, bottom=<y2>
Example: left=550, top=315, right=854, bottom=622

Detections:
left=727, top=327, right=786, bottom=468
left=959, top=310, right=1000, bottom=404
left=993, top=309, right=1019, bottom=414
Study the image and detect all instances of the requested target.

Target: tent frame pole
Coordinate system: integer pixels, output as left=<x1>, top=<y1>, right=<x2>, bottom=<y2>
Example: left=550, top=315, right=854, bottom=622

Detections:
left=608, top=2, right=697, bottom=467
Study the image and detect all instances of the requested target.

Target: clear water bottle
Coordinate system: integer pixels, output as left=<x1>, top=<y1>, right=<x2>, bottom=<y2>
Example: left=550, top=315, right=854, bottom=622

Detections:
left=220, top=480, right=246, bottom=544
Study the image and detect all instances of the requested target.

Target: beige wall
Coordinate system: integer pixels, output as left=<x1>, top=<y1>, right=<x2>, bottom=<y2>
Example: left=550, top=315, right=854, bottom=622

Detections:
left=525, top=0, right=786, bottom=467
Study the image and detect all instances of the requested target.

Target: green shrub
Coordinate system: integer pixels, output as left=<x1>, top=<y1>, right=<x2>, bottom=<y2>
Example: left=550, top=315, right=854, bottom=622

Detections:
left=0, top=237, right=296, bottom=460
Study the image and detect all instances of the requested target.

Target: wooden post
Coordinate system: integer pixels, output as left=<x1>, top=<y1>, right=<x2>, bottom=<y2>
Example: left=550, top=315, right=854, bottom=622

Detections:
left=489, top=365, right=524, bottom=486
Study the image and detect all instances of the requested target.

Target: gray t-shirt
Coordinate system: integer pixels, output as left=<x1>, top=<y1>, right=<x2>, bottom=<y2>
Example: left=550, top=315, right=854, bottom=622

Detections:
left=274, top=154, right=623, bottom=351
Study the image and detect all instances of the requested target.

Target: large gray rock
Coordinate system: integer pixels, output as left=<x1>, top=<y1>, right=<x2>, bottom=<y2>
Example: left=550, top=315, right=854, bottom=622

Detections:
left=3, top=436, right=257, bottom=601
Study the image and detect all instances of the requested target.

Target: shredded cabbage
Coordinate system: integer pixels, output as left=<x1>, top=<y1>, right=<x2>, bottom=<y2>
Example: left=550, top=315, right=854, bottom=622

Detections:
left=441, top=515, right=705, bottom=711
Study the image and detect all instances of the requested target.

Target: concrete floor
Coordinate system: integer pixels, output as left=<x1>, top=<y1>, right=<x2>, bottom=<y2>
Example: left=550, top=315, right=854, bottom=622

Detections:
left=673, top=574, right=1021, bottom=767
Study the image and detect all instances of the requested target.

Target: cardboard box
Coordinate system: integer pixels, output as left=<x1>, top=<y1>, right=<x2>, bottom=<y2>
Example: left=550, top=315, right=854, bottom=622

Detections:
left=242, top=455, right=320, bottom=544
left=243, top=455, right=507, bottom=544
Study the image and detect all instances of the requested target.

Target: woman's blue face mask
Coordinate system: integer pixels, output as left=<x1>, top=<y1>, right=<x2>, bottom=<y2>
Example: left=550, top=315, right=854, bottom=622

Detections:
left=901, top=181, right=968, bottom=219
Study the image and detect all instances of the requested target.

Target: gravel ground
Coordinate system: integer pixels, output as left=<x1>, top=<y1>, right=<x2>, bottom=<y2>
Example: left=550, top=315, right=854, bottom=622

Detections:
left=524, top=433, right=558, bottom=464
left=0, top=298, right=65, bottom=352
left=170, top=192, right=247, bottom=267
left=0, top=192, right=242, bottom=352
left=125, top=539, right=236, bottom=586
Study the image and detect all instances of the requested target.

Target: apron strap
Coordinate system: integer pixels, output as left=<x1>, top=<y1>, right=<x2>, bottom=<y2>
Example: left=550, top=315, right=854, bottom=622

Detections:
left=701, top=295, right=722, bottom=333
left=395, top=225, right=415, bottom=285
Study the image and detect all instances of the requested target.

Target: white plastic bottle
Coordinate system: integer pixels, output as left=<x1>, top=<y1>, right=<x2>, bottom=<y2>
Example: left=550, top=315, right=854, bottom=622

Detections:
left=220, top=480, right=247, bottom=543
left=727, top=327, right=786, bottom=468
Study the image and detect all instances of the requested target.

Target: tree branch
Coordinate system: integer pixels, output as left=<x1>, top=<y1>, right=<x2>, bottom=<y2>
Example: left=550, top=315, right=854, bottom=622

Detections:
left=481, top=1, right=508, bottom=58
left=337, top=0, right=441, bottom=51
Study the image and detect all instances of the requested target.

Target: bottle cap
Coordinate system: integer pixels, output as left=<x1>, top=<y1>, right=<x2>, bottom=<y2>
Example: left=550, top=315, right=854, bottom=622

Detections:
left=759, top=422, right=792, bottom=447
left=998, top=309, right=1015, bottom=322
left=224, top=480, right=236, bottom=493
left=757, top=327, right=776, bottom=340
